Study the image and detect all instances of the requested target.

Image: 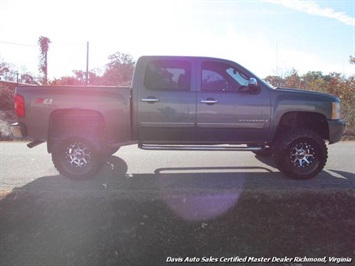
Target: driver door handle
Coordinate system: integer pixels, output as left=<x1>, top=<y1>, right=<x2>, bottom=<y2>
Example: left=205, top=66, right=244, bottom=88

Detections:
left=201, top=98, right=218, bottom=105
left=141, top=97, right=160, bottom=103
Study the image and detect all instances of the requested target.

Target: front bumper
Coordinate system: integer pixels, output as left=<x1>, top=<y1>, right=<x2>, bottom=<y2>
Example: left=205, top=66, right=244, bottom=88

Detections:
left=328, top=119, right=345, bottom=144
left=10, top=122, right=27, bottom=138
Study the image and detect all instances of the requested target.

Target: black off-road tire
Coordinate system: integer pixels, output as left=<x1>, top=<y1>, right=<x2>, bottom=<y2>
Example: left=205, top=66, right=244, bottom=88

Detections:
left=273, top=128, right=328, bottom=179
left=108, top=146, right=120, bottom=156
left=52, top=136, right=103, bottom=180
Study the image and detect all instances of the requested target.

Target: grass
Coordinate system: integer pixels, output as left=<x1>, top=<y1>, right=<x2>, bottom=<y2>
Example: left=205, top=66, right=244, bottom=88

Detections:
left=0, top=189, right=354, bottom=266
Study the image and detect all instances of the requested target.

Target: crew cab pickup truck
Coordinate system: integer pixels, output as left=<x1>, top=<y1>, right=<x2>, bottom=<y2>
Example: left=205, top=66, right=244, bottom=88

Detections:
left=11, top=56, right=345, bottom=180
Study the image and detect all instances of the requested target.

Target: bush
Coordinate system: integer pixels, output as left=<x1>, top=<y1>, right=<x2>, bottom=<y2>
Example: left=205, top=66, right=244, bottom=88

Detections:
left=0, top=87, right=16, bottom=140
left=0, top=87, right=15, bottom=112
left=265, top=71, right=355, bottom=137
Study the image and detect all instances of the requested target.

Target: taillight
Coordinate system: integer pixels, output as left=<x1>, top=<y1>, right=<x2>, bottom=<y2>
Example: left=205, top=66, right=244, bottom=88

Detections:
left=14, top=94, right=25, bottom=117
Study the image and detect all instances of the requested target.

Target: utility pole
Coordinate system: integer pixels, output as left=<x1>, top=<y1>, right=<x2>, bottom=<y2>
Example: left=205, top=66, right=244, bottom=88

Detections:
left=86, top=41, right=89, bottom=85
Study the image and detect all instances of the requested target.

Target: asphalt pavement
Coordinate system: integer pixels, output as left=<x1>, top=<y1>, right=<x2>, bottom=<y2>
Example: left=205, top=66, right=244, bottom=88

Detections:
left=0, top=141, right=354, bottom=195
left=0, top=141, right=354, bottom=266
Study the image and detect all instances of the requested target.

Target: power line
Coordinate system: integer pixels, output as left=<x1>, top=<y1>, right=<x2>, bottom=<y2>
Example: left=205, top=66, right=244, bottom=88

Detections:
left=0, top=40, right=86, bottom=47
left=0, top=40, right=36, bottom=47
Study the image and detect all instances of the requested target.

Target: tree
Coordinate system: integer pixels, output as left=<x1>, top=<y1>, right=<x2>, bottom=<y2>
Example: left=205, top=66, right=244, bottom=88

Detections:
left=47, top=51, right=135, bottom=86
left=0, top=60, right=11, bottom=80
left=284, top=69, right=301, bottom=88
left=350, top=56, right=355, bottom=65
left=264, top=68, right=301, bottom=88
left=301, top=71, right=327, bottom=92
left=264, top=75, right=284, bottom=87
left=0, top=60, right=18, bottom=81
left=102, top=52, right=135, bottom=86
left=0, top=58, right=37, bottom=84
left=38, top=36, right=51, bottom=85
left=19, top=73, right=37, bottom=84
left=50, top=69, right=103, bottom=86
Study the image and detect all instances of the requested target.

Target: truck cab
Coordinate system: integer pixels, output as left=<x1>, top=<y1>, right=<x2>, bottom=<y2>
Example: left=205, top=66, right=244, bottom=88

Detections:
left=134, top=56, right=271, bottom=145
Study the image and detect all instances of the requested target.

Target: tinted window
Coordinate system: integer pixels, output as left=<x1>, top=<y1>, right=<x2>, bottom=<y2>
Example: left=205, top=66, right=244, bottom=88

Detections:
left=201, top=61, right=249, bottom=92
left=144, top=60, right=191, bottom=90
left=202, top=68, right=228, bottom=91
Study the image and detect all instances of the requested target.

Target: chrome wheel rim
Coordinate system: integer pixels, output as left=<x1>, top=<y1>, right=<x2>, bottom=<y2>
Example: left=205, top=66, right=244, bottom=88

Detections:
left=289, top=142, right=316, bottom=168
left=65, top=142, right=92, bottom=168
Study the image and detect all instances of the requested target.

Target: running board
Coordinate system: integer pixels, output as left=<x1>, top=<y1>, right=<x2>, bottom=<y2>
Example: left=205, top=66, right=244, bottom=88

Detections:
left=140, top=144, right=263, bottom=151
left=27, top=140, right=45, bottom=149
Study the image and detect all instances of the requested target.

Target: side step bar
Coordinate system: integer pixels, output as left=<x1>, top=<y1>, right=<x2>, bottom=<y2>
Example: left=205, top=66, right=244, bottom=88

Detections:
left=27, top=140, right=45, bottom=149
left=140, top=144, right=264, bottom=151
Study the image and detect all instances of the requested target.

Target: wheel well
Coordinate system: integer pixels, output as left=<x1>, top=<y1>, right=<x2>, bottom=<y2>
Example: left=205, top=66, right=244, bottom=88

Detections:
left=47, top=109, right=105, bottom=153
left=275, top=112, right=329, bottom=141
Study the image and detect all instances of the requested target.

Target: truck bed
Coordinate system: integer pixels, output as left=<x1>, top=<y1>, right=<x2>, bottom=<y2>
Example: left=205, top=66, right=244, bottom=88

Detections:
left=15, top=85, right=131, bottom=143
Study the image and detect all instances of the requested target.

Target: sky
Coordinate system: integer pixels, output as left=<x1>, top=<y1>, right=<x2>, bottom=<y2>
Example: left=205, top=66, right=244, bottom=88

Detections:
left=0, top=0, right=354, bottom=80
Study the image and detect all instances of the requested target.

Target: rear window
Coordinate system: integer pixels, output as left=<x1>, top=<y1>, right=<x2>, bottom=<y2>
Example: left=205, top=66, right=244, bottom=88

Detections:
left=144, top=60, right=191, bottom=91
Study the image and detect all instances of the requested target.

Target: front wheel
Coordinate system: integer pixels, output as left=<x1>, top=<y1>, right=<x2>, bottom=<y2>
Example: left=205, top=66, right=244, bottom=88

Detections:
left=274, top=129, right=328, bottom=179
left=52, top=136, right=103, bottom=180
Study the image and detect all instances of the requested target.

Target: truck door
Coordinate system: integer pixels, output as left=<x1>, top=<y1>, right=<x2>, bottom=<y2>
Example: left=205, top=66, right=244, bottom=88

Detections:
left=137, top=58, right=197, bottom=143
left=196, top=59, right=271, bottom=143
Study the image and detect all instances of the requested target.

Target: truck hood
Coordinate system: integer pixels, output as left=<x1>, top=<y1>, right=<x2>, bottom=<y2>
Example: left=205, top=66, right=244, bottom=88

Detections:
left=275, top=87, right=339, bottom=102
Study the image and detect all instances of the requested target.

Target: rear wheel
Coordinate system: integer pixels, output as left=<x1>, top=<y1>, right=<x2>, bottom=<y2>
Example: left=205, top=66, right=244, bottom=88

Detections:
left=52, top=136, right=103, bottom=180
left=274, top=129, right=327, bottom=179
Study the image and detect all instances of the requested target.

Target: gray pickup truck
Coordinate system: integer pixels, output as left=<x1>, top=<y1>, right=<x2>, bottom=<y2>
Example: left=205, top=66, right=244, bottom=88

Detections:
left=11, top=56, right=345, bottom=180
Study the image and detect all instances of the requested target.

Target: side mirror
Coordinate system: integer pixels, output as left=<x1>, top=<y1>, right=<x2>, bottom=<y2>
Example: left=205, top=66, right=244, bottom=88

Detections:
left=248, top=78, right=258, bottom=88
left=248, top=77, right=260, bottom=94
left=239, top=77, right=259, bottom=93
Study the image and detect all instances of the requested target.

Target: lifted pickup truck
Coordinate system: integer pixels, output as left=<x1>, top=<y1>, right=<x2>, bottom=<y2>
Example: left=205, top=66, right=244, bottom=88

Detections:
left=11, top=56, right=345, bottom=180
